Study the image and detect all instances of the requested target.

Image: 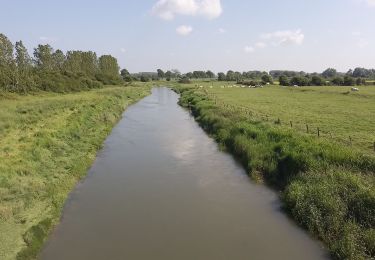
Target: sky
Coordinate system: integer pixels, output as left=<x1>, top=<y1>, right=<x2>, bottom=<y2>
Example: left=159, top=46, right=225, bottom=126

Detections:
left=1, top=0, right=374, bottom=73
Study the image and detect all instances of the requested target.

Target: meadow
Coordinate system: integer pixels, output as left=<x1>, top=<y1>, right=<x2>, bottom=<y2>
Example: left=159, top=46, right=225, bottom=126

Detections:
left=175, top=82, right=375, bottom=259
left=0, top=85, right=149, bottom=259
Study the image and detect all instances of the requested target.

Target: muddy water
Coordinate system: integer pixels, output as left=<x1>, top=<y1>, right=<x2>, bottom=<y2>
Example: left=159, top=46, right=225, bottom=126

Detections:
left=41, top=87, right=328, bottom=260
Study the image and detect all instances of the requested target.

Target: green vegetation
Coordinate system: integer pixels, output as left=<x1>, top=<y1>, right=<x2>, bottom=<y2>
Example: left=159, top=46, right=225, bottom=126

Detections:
left=0, top=33, right=123, bottom=94
left=175, top=82, right=375, bottom=259
left=0, top=86, right=149, bottom=260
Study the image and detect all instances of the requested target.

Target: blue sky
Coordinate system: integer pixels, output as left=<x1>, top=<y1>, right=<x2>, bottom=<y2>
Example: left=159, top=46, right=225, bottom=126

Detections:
left=1, top=0, right=374, bottom=73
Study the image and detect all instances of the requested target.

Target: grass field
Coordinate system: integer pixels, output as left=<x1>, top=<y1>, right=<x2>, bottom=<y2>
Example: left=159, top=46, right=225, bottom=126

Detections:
left=177, top=81, right=375, bottom=156
left=175, top=82, right=375, bottom=259
left=0, top=86, right=149, bottom=259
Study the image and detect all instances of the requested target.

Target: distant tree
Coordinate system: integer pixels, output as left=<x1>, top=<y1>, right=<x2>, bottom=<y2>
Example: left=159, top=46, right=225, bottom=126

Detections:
left=186, top=72, right=193, bottom=79
left=206, top=70, right=215, bottom=78
left=311, top=75, right=325, bottom=86
left=290, top=76, right=309, bottom=86
left=121, top=69, right=132, bottom=82
left=279, top=75, right=290, bottom=86
left=218, top=72, right=226, bottom=81
left=344, top=75, right=355, bottom=86
left=15, top=41, right=34, bottom=92
left=322, top=68, right=337, bottom=78
left=171, top=69, right=181, bottom=78
left=0, top=34, right=16, bottom=90
left=261, top=74, right=273, bottom=84
left=165, top=70, right=172, bottom=79
left=33, top=44, right=54, bottom=71
left=52, top=49, right=65, bottom=71
left=332, top=77, right=344, bottom=86
left=157, top=69, right=165, bottom=79
left=140, top=74, right=150, bottom=82
left=226, top=70, right=236, bottom=81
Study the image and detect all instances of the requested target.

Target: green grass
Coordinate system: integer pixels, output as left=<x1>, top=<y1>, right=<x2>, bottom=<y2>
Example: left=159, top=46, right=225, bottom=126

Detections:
left=0, top=85, right=149, bottom=260
left=175, top=82, right=375, bottom=259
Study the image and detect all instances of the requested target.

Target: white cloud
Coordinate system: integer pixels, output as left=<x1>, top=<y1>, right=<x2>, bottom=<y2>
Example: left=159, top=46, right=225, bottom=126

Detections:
left=176, top=25, right=193, bottom=36
left=255, top=42, right=267, bottom=48
left=120, top=48, right=126, bottom=53
left=357, top=38, right=369, bottom=48
left=152, top=0, right=222, bottom=20
left=261, top=29, right=305, bottom=46
left=244, top=46, right=255, bottom=53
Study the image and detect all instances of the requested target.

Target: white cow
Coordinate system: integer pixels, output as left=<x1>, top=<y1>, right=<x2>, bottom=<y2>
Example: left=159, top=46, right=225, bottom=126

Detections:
left=351, top=87, right=359, bottom=92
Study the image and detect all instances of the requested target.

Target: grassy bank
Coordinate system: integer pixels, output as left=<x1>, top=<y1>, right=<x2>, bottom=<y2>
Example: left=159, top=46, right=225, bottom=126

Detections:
left=175, top=83, right=375, bottom=259
left=0, top=86, right=149, bottom=259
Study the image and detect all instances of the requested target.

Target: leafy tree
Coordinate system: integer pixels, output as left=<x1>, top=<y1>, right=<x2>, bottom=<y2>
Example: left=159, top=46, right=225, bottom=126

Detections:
left=33, top=44, right=54, bottom=71
left=311, top=75, right=325, bottom=86
left=157, top=69, right=165, bottom=79
left=206, top=70, right=215, bottom=78
left=121, top=69, right=132, bottom=82
left=290, top=76, right=309, bottom=86
left=344, top=75, right=355, bottom=86
left=0, top=33, right=16, bottom=90
left=52, top=49, right=65, bottom=71
left=261, top=74, right=273, bottom=84
left=218, top=72, right=226, bottom=81
left=332, top=77, right=344, bottom=86
left=186, top=72, right=193, bottom=79
left=15, top=41, right=34, bottom=92
left=322, top=68, right=337, bottom=78
left=165, top=70, right=172, bottom=79
left=279, top=75, right=290, bottom=86
left=140, top=74, right=150, bottom=82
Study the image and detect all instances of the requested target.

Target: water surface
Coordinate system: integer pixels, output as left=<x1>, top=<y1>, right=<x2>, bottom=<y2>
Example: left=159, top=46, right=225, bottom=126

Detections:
left=41, top=87, right=327, bottom=260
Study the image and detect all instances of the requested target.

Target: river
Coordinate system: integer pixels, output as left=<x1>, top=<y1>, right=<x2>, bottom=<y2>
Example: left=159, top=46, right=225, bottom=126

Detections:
left=41, top=87, right=327, bottom=260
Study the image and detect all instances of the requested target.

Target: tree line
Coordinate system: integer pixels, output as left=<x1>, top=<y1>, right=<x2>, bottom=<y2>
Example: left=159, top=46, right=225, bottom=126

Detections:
left=0, top=33, right=123, bottom=93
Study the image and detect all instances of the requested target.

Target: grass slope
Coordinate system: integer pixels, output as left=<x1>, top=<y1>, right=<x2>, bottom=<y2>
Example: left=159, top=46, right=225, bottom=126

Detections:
left=176, top=83, right=375, bottom=259
left=0, top=86, right=149, bottom=259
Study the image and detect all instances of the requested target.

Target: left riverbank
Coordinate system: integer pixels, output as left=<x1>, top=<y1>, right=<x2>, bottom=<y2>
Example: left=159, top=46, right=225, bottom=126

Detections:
left=0, top=85, right=150, bottom=260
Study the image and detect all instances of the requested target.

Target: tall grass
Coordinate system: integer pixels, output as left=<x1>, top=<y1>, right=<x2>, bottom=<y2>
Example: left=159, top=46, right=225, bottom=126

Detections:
left=0, top=86, right=149, bottom=259
left=177, top=87, right=375, bottom=259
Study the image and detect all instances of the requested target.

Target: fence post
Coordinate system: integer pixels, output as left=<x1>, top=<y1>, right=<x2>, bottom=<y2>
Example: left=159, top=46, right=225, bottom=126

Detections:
left=349, top=136, right=352, bottom=146
left=317, top=127, right=320, bottom=137
left=306, top=124, right=309, bottom=133
left=290, top=121, right=293, bottom=128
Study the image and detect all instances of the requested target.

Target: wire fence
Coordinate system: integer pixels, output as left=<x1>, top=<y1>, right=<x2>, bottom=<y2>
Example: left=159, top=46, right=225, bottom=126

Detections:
left=200, top=90, right=375, bottom=154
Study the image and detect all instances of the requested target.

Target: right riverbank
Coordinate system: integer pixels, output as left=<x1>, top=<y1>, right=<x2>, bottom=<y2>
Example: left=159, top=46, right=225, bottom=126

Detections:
left=174, top=84, right=375, bottom=259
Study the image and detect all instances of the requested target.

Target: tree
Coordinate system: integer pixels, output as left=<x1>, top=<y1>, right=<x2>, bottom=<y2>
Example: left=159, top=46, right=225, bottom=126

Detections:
left=157, top=69, right=165, bottom=79
left=186, top=72, right=193, bottom=79
left=290, top=76, right=309, bottom=86
left=97, top=55, right=120, bottom=83
left=332, top=77, right=344, bottom=86
left=121, top=69, right=132, bottom=82
left=52, top=49, right=65, bottom=71
left=279, top=75, right=290, bottom=86
left=226, top=70, right=236, bottom=81
left=0, top=33, right=16, bottom=90
left=140, top=74, right=150, bottom=82
left=322, top=68, right=337, bottom=78
left=261, top=74, right=273, bottom=84
left=311, top=75, right=324, bottom=86
left=33, top=44, right=54, bottom=71
left=15, top=41, right=34, bottom=92
left=206, top=70, right=215, bottom=78
left=344, top=75, right=355, bottom=86
left=165, top=70, right=172, bottom=80
left=218, top=72, right=226, bottom=81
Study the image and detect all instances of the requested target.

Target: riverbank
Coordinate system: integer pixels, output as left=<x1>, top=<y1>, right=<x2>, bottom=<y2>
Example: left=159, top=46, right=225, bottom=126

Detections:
left=175, top=85, right=375, bottom=259
left=0, top=86, right=150, bottom=259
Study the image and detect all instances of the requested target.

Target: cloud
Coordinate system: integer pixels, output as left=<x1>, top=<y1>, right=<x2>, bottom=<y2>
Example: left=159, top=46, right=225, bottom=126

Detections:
left=120, top=48, right=126, bottom=53
left=176, top=25, right=193, bottom=36
left=152, top=0, right=222, bottom=20
left=261, top=29, right=304, bottom=46
left=244, top=46, right=255, bottom=53
left=255, top=42, right=267, bottom=48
